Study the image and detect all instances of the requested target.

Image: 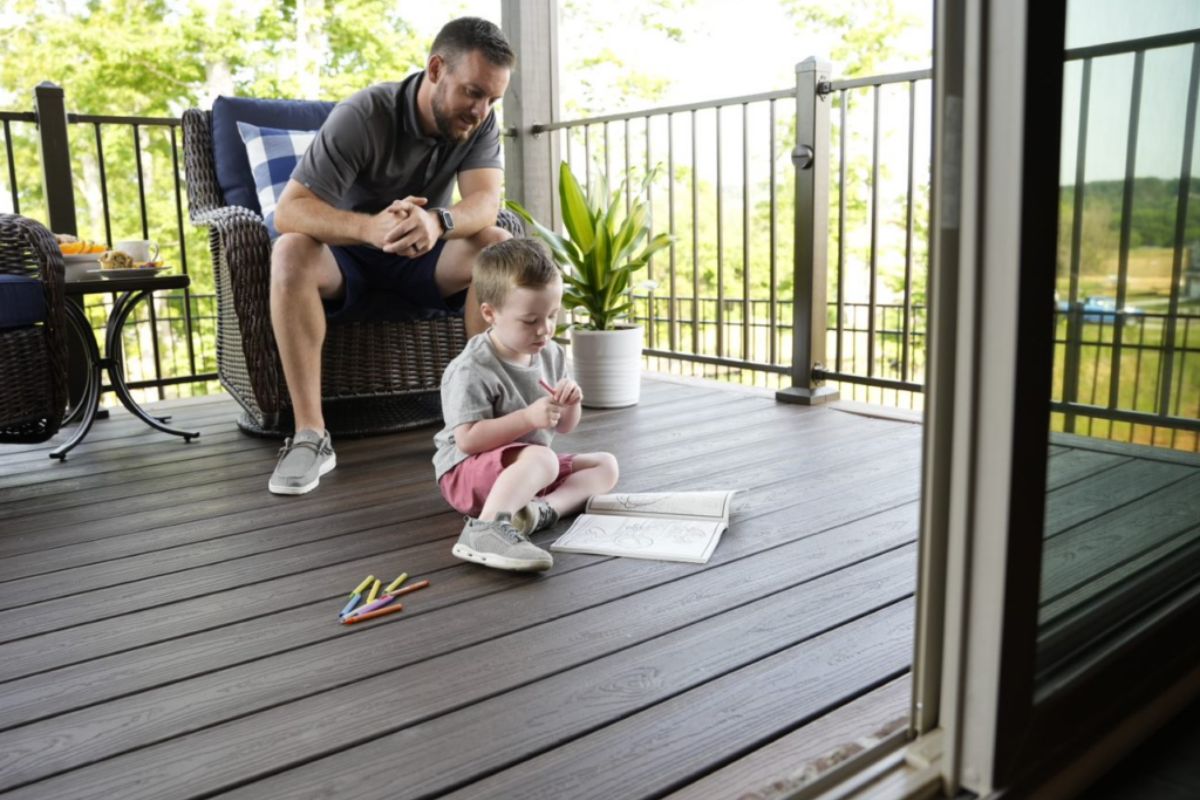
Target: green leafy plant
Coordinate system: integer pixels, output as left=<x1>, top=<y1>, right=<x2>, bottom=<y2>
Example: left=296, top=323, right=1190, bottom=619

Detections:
left=507, top=161, right=672, bottom=331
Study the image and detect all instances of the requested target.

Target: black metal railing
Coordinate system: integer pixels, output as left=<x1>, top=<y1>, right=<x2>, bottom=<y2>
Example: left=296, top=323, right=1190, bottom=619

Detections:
left=1, top=89, right=216, bottom=403
left=531, top=67, right=932, bottom=406
left=3, top=43, right=1197, bottom=448
left=1056, top=27, right=1200, bottom=448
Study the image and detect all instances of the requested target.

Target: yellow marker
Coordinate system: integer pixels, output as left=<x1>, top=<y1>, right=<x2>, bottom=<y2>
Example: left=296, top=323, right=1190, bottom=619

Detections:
left=385, top=573, right=409, bottom=594
left=350, top=575, right=375, bottom=598
left=366, top=579, right=381, bottom=604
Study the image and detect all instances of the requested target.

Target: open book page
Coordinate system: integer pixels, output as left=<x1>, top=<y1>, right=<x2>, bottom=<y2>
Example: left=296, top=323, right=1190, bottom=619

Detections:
left=550, top=514, right=727, bottom=564
left=583, top=490, right=738, bottom=522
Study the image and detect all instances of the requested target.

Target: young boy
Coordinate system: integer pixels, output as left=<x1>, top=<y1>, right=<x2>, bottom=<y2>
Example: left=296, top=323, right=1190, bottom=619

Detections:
left=433, top=238, right=620, bottom=572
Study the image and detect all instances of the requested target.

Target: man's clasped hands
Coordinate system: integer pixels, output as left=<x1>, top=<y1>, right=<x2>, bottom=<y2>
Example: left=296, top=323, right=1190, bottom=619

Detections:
left=365, top=196, right=442, bottom=256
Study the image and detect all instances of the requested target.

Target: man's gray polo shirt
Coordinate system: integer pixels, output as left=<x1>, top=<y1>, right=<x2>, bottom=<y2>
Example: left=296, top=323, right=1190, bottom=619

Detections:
left=291, top=71, right=502, bottom=214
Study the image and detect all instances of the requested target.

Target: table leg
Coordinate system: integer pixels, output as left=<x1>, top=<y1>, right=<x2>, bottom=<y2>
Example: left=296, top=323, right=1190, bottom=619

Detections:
left=103, top=290, right=199, bottom=442
left=50, top=303, right=103, bottom=460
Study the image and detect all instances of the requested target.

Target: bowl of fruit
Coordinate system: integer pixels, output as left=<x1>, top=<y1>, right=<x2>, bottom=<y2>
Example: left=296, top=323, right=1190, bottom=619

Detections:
left=55, top=234, right=107, bottom=280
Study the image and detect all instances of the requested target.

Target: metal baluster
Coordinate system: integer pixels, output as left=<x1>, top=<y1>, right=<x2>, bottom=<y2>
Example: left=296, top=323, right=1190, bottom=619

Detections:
left=645, top=115, right=654, bottom=349
left=769, top=98, right=778, bottom=365
left=170, top=124, right=197, bottom=378
left=1159, top=43, right=1200, bottom=423
left=3, top=120, right=18, bottom=214
left=902, top=81, right=916, bottom=382
left=1064, top=59, right=1093, bottom=433
left=716, top=106, right=724, bottom=357
left=93, top=123, right=112, bottom=246
left=867, top=84, right=880, bottom=379
left=836, top=89, right=847, bottom=373
left=668, top=112, right=677, bottom=352
left=132, top=124, right=164, bottom=400
left=742, top=102, right=750, bottom=362
left=691, top=109, right=699, bottom=355
left=603, top=121, right=611, bottom=188
left=1109, top=50, right=1144, bottom=412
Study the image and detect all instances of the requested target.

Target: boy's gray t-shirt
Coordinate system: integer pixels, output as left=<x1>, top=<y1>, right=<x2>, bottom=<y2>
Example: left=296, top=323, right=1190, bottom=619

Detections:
left=291, top=71, right=502, bottom=214
left=433, top=334, right=569, bottom=481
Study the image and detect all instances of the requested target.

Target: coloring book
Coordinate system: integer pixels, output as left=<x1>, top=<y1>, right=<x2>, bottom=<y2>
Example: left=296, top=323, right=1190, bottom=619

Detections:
left=550, top=490, right=739, bottom=564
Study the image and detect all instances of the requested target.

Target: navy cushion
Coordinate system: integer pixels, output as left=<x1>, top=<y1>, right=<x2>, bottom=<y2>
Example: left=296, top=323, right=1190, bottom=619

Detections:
left=0, top=274, right=46, bottom=329
left=237, top=123, right=318, bottom=239
left=211, top=96, right=335, bottom=214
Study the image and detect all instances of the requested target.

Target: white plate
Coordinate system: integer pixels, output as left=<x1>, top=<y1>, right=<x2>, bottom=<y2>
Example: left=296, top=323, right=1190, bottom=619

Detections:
left=62, top=253, right=104, bottom=264
left=86, top=266, right=172, bottom=279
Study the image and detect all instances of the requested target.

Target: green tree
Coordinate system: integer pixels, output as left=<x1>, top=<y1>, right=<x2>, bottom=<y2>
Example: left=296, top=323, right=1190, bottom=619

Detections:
left=0, top=0, right=430, bottom=397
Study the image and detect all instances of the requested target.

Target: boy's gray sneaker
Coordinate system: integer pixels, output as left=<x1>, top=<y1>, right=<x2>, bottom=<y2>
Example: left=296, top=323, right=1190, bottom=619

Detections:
left=268, top=429, right=336, bottom=495
left=512, top=499, right=560, bottom=536
left=452, top=515, right=554, bottom=572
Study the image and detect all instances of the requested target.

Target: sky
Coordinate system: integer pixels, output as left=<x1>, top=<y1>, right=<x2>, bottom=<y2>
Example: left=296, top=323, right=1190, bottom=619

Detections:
left=404, top=0, right=933, bottom=116
left=406, top=0, right=1199, bottom=183
left=1061, top=0, right=1200, bottom=181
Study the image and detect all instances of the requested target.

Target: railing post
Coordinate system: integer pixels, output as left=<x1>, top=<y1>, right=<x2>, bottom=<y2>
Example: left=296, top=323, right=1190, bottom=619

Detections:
left=501, top=0, right=560, bottom=229
left=33, top=82, right=76, bottom=237
left=777, top=57, right=839, bottom=405
left=34, top=82, right=92, bottom=415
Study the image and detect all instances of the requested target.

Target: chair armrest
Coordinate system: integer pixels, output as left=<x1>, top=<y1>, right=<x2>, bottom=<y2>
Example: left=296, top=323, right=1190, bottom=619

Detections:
left=183, top=108, right=224, bottom=221
left=0, top=213, right=69, bottom=431
left=194, top=207, right=282, bottom=408
left=0, top=212, right=66, bottom=311
left=195, top=205, right=273, bottom=325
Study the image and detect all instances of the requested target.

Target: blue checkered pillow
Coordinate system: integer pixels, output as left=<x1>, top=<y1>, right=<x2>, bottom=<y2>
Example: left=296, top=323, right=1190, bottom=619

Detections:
left=236, top=121, right=318, bottom=238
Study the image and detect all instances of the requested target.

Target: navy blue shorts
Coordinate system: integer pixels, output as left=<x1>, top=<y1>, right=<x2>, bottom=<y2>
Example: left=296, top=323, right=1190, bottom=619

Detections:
left=323, top=241, right=466, bottom=323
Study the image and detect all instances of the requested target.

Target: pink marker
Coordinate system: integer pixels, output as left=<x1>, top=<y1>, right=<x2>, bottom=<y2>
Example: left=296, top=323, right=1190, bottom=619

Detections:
left=538, top=378, right=556, bottom=395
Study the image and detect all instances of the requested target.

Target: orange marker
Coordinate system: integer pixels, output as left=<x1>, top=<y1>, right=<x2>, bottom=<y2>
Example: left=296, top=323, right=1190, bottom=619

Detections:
left=341, top=603, right=404, bottom=624
left=391, top=579, right=430, bottom=598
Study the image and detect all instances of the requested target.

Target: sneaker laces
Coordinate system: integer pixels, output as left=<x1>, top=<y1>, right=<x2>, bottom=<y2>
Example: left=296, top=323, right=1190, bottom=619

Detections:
left=496, top=518, right=533, bottom=545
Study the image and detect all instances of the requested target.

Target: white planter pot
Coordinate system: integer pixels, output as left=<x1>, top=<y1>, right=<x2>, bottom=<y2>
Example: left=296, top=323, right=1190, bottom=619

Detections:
left=570, top=325, right=643, bottom=408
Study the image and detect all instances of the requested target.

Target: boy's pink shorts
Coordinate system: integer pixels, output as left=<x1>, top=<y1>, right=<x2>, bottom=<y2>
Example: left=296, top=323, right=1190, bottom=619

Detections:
left=439, top=443, right=575, bottom=517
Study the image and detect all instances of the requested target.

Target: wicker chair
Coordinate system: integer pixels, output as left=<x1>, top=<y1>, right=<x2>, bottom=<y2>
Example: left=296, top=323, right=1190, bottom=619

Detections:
left=181, top=107, right=523, bottom=437
left=0, top=214, right=69, bottom=443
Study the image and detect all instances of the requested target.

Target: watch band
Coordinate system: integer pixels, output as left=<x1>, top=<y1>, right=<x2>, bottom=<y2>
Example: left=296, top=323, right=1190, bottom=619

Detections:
left=433, top=207, right=454, bottom=238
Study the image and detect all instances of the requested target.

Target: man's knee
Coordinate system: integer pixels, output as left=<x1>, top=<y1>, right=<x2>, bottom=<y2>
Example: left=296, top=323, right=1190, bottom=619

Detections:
left=271, top=233, right=323, bottom=286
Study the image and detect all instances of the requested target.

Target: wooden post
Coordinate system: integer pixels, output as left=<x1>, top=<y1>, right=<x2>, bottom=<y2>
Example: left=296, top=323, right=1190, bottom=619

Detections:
left=501, top=0, right=560, bottom=228
left=777, top=57, right=838, bottom=405
left=33, top=82, right=77, bottom=237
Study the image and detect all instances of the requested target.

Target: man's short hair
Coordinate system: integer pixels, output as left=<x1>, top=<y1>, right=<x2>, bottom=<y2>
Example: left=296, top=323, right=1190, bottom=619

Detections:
left=475, top=238, right=561, bottom=307
left=431, top=17, right=516, bottom=70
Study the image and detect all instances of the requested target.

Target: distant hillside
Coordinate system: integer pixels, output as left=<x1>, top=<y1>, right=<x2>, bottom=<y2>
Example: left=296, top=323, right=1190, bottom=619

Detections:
left=1061, top=177, right=1200, bottom=250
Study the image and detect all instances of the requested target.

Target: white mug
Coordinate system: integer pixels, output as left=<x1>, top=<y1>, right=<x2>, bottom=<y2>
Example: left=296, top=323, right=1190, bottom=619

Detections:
left=114, top=239, right=160, bottom=264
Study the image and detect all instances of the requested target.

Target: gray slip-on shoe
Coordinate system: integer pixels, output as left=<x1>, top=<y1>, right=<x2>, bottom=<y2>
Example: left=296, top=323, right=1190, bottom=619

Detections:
left=268, top=429, right=336, bottom=495
left=452, top=515, right=553, bottom=572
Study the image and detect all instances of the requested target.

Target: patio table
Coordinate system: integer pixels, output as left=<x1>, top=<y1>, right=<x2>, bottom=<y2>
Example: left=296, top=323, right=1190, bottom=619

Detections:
left=52, top=273, right=200, bottom=459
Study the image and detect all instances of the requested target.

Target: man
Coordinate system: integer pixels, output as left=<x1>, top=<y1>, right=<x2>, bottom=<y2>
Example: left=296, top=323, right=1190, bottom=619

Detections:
left=268, top=17, right=515, bottom=495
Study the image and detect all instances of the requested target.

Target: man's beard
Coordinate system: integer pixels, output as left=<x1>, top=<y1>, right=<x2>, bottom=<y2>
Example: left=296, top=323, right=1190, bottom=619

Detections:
left=432, top=84, right=477, bottom=142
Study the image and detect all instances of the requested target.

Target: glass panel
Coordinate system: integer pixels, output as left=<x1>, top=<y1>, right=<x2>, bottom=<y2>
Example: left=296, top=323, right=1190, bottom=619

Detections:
left=1038, top=1, right=1200, bottom=689
left=1066, top=0, right=1200, bottom=49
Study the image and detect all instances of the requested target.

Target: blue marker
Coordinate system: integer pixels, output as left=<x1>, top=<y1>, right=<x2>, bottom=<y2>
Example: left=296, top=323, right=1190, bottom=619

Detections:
left=339, top=593, right=362, bottom=618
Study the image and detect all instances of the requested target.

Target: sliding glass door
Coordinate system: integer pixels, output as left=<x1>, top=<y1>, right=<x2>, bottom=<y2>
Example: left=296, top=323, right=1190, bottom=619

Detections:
left=918, top=0, right=1200, bottom=795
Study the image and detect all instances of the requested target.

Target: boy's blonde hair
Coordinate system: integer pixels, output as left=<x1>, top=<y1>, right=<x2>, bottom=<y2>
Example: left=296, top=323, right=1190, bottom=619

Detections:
left=474, top=238, right=561, bottom=307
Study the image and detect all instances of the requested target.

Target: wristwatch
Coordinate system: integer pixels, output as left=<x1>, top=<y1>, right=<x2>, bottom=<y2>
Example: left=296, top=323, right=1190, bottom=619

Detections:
left=432, top=207, right=454, bottom=238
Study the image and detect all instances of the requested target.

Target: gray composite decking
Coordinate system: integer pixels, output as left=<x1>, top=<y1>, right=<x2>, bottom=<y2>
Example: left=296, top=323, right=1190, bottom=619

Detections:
left=0, top=376, right=1192, bottom=799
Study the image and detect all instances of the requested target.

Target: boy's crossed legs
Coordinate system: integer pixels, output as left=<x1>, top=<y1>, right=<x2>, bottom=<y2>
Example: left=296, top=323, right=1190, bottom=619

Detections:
left=445, top=444, right=619, bottom=572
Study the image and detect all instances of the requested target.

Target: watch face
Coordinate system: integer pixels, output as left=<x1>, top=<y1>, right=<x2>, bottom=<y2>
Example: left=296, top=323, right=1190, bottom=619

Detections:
left=439, top=208, right=454, bottom=232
